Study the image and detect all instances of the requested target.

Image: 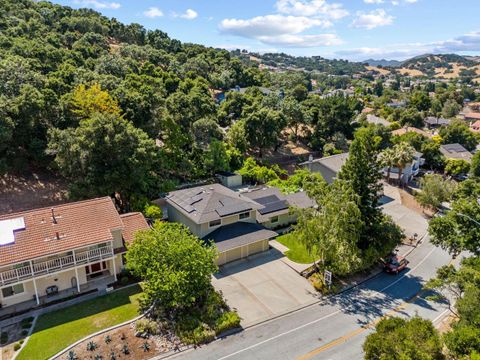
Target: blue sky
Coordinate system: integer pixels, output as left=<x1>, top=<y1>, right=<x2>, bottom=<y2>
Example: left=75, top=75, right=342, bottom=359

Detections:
left=54, top=0, right=480, bottom=61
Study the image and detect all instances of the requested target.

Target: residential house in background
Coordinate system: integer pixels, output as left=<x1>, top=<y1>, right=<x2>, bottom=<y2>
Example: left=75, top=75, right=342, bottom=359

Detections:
left=424, top=116, right=450, bottom=129
left=463, top=112, right=480, bottom=122
left=440, top=143, right=473, bottom=162
left=391, top=126, right=431, bottom=138
left=366, top=114, right=390, bottom=127
left=300, top=153, right=349, bottom=184
left=470, top=120, right=480, bottom=133
left=0, top=198, right=149, bottom=311
left=384, top=151, right=425, bottom=184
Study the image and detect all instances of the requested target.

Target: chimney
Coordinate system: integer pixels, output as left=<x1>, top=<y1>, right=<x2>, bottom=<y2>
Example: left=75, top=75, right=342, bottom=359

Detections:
left=55, top=232, right=60, bottom=240
left=51, top=208, right=57, bottom=224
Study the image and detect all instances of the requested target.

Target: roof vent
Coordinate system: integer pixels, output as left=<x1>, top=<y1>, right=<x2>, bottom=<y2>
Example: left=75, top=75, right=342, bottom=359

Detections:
left=51, top=208, right=57, bottom=224
left=0, top=217, right=25, bottom=245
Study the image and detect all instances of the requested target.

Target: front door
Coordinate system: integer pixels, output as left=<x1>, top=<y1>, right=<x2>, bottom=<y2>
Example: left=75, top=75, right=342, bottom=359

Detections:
left=71, top=276, right=77, bottom=289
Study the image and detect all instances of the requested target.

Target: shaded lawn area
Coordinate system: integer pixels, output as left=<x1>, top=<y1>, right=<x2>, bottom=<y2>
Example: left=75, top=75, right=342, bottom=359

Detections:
left=276, top=233, right=319, bottom=264
left=17, top=284, right=142, bottom=360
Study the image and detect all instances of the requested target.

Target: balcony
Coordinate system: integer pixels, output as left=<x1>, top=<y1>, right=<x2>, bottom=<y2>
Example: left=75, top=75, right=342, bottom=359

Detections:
left=0, top=245, right=114, bottom=286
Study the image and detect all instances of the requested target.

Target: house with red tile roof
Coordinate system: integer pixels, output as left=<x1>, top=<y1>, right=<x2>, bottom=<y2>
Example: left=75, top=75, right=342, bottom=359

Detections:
left=470, top=120, right=480, bottom=133
left=0, top=197, right=148, bottom=310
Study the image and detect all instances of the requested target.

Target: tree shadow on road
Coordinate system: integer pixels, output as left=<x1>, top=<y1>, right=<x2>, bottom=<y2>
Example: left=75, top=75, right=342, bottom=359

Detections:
left=325, top=271, right=437, bottom=326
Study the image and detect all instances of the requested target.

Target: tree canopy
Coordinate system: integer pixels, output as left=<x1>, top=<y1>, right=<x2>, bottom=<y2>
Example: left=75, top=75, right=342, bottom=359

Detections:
left=126, top=222, right=218, bottom=311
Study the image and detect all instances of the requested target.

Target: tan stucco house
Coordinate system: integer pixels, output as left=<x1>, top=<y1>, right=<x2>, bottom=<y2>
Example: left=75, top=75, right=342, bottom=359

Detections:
left=0, top=197, right=149, bottom=310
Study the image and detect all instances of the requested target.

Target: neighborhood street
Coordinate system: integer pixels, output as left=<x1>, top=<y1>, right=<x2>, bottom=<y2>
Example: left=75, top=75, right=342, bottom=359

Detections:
left=162, top=237, right=452, bottom=360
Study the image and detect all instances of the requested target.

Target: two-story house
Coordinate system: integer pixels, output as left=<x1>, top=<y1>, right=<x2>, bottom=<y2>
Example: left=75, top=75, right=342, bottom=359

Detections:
left=166, top=184, right=278, bottom=265
left=0, top=197, right=148, bottom=311
left=385, top=151, right=425, bottom=184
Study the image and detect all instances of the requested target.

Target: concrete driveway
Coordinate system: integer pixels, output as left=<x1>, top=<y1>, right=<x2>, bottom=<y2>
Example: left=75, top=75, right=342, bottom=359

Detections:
left=213, top=249, right=318, bottom=326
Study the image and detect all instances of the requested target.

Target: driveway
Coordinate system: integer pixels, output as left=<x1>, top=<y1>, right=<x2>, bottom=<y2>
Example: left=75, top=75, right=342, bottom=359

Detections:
left=381, top=183, right=429, bottom=239
left=213, top=249, right=318, bottom=326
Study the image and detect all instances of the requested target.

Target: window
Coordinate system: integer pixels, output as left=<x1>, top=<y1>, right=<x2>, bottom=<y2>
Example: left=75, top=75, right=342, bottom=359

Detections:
left=209, top=219, right=221, bottom=228
left=2, top=283, right=24, bottom=298
left=271, top=216, right=279, bottom=224
left=239, top=211, right=250, bottom=220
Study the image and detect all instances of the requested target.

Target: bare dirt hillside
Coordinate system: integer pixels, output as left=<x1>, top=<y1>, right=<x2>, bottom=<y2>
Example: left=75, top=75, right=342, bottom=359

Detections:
left=0, top=170, right=69, bottom=214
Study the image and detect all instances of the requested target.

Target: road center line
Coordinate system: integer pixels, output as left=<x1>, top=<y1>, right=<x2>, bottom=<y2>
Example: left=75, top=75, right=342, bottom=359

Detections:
left=217, top=246, right=438, bottom=360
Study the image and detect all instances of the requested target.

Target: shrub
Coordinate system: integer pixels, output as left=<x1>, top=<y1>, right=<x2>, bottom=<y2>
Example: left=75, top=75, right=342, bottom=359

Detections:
left=309, top=272, right=337, bottom=294
left=143, top=204, right=163, bottom=220
left=66, top=350, right=78, bottom=360
left=109, top=351, right=116, bottom=360
left=214, top=312, right=241, bottom=335
left=121, top=344, right=130, bottom=355
left=21, top=330, right=28, bottom=336
left=95, top=355, right=103, bottom=360
left=13, top=343, right=21, bottom=351
left=120, top=276, right=129, bottom=286
left=192, top=324, right=216, bottom=344
left=140, top=341, right=150, bottom=352
left=104, top=335, right=111, bottom=344
left=19, top=339, right=24, bottom=344
left=87, top=341, right=98, bottom=351
left=135, top=319, right=159, bottom=335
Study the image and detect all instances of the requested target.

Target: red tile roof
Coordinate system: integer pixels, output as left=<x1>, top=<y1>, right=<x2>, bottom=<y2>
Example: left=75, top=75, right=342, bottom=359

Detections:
left=470, top=120, right=480, bottom=132
left=120, top=213, right=149, bottom=244
left=0, top=197, right=125, bottom=267
left=465, top=113, right=480, bottom=120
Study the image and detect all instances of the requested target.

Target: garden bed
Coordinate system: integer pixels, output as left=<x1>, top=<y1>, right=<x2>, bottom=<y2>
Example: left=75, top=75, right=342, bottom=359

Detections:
left=53, top=321, right=179, bottom=360
left=1, top=317, right=34, bottom=360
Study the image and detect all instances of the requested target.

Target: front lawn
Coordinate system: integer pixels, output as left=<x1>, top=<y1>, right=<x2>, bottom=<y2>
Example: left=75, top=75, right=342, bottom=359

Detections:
left=17, top=284, right=142, bottom=360
left=276, top=233, right=319, bottom=264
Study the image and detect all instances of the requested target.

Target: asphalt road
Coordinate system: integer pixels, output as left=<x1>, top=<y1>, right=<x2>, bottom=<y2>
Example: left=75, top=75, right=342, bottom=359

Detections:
left=163, top=238, right=452, bottom=360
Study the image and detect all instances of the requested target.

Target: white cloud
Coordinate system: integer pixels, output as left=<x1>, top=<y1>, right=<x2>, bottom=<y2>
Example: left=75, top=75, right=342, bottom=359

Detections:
left=74, top=0, right=120, bottom=9
left=351, top=9, right=394, bottom=30
left=220, top=15, right=330, bottom=38
left=257, top=33, right=342, bottom=47
left=174, top=9, right=198, bottom=20
left=364, top=0, right=384, bottom=4
left=275, top=0, right=349, bottom=20
left=143, top=7, right=163, bottom=18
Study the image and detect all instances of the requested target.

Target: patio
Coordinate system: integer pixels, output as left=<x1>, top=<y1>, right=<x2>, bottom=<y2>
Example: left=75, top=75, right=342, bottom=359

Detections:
left=0, top=274, right=115, bottom=320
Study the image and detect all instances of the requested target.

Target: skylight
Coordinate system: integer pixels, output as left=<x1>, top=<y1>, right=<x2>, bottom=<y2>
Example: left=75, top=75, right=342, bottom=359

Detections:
left=0, top=217, right=25, bottom=245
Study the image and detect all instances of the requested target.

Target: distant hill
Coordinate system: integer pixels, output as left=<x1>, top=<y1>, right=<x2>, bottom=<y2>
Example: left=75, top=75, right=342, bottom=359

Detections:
left=232, top=50, right=367, bottom=76
left=395, top=53, right=480, bottom=78
left=363, top=59, right=402, bottom=68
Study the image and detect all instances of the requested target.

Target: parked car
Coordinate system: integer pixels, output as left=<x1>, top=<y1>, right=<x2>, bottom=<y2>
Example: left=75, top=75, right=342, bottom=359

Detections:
left=382, top=255, right=409, bottom=274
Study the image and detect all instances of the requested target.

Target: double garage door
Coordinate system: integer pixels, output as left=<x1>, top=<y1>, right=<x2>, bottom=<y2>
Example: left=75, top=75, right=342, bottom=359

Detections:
left=217, top=239, right=269, bottom=265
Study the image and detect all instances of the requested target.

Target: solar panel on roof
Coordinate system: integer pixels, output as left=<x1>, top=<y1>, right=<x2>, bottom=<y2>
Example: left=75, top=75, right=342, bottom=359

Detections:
left=255, top=195, right=280, bottom=205
left=190, top=194, right=203, bottom=205
left=258, top=200, right=288, bottom=215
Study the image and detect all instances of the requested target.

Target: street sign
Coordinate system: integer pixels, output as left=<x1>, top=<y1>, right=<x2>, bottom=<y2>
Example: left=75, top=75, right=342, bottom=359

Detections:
left=324, top=270, right=332, bottom=286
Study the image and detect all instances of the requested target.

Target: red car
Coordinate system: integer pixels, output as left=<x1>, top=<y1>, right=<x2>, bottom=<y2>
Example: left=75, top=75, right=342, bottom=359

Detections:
left=383, top=255, right=409, bottom=274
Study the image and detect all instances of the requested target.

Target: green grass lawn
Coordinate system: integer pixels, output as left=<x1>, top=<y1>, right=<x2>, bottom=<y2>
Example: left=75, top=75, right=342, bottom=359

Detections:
left=17, top=284, right=142, bottom=360
left=276, top=233, right=319, bottom=264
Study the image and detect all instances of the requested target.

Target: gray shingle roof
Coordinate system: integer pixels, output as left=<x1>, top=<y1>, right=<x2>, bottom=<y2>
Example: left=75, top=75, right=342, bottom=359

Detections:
left=299, top=152, right=349, bottom=174
left=166, top=183, right=261, bottom=224
left=203, top=222, right=277, bottom=253
left=242, top=187, right=316, bottom=222
left=440, top=143, right=473, bottom=161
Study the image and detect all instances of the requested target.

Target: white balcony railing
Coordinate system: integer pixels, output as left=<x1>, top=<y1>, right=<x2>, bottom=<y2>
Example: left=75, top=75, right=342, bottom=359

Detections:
left=0, top=245, right=114, bottom=286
